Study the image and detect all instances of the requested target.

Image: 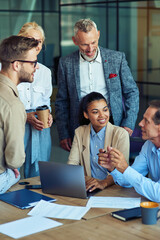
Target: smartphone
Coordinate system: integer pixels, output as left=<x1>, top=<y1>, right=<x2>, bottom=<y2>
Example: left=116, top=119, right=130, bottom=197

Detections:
left=25, top=185, right=41, bottom=189
left=19, top=181, right=30, bottom=185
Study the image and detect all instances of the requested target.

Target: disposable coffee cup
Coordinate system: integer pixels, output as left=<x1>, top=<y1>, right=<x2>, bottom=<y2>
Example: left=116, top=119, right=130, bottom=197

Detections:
left=140, top=202, right=160, bottom=225
left=36, top=105, right=49, bottom=129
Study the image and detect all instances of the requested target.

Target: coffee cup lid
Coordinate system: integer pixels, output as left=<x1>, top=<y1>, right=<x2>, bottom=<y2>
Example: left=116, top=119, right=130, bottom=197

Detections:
left=36, top=105, right=49, bottom=111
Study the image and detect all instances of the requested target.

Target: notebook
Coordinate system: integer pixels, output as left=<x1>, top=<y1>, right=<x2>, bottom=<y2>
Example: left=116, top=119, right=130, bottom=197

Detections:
left=111, top=207, right=141, bottom=221
left=0, top=189, right=56, bottom=209
left=38, top=161, right=100, bottom=199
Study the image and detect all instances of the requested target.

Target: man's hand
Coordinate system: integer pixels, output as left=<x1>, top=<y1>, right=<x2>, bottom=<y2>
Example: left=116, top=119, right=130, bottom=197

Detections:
left=60, top=138, right=72, bottom=151
left=109, top=148, right=128, bottom=173
left=98, top=147, right=115, bottom=172
left=27, top=112, right=44, bottom=130
left=123, top=126, right=133, bottom=136
left=13, top=169, right=20, bottom=178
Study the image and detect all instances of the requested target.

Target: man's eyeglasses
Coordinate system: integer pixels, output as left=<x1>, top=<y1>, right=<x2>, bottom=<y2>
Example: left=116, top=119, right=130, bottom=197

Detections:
left=11, top=60, right=38, bottom=68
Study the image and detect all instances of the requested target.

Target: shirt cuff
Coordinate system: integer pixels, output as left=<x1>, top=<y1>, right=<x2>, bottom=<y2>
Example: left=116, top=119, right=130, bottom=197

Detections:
left=110, top=168, right=124, bottom=184
left=123, top=166, right=140, bottom=185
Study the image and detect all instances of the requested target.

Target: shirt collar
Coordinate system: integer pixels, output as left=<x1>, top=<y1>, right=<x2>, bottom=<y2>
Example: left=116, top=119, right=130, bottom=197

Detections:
left=90, top=125, right=106, bottom=140
left=0, top=73, right=19, bottom=97
left=95, top=48, right=101, bottom=63
left=80, top=47, right=101, bottom=63
left=151, top=143, right=160, bottom=154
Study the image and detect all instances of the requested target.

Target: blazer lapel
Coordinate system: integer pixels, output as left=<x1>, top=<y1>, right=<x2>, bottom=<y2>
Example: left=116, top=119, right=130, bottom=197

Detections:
left=104, top=122, right=114, bottom=149
left=73, top=51, right=81, bottom=100
left=82, top=124, right=91, bottom=176
left=100, top=47, right=111, bottom=96
left=100, top=46, right=109, bottom=78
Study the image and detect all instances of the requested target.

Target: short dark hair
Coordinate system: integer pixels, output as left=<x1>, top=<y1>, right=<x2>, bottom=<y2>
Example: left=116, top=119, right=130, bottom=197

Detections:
left=149, top=100, right=160, bottom=125
left=79, top=91, right=108, bottom=125
left=0, top=35, right=39, bottom=70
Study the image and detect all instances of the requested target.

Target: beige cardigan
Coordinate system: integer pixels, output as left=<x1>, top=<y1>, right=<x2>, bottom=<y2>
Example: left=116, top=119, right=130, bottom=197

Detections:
left=68, top=122, right=129, bottom=177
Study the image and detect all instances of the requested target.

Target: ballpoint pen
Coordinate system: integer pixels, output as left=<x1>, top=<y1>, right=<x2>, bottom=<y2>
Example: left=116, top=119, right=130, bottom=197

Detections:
left=97, top=150, right=106, bottom=155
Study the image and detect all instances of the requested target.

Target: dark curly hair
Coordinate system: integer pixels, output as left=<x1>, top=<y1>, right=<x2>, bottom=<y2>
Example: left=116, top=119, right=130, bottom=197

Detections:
left=78, top=92, right=109, bottom=126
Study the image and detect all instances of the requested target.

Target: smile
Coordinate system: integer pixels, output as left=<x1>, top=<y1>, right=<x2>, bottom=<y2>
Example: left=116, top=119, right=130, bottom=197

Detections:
left=86, top=51, right=95, bottom=55
left=98, top=119, right=106, bottom=124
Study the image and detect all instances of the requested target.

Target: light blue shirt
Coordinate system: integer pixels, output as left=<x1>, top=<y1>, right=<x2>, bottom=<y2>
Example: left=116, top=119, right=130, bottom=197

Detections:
left=111, top=140, right=160, bottom=202
left=90, top=125, right=108, bottom=180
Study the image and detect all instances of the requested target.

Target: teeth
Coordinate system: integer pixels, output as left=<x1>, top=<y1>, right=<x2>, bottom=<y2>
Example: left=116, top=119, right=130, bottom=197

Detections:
left=99, top=119, right=106, bottom=123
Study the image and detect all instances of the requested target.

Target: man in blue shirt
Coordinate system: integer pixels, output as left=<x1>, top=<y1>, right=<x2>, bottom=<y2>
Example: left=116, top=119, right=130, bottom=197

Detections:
left=98, top=100, right=160, bottom=202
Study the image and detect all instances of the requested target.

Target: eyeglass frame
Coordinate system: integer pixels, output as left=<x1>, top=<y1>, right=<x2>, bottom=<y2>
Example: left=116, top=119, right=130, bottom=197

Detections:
left=11, top=60, right=38, bottom=68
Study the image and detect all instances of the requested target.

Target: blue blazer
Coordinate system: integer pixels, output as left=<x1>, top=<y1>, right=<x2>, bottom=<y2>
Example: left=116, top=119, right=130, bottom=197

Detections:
left=55, top=46, right=139, bottom=140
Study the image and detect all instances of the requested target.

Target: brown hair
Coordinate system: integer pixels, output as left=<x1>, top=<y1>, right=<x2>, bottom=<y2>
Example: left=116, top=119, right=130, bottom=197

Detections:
left=149, top=100, right=160, bottom=125
left=0, top=35, right=38, bottom=70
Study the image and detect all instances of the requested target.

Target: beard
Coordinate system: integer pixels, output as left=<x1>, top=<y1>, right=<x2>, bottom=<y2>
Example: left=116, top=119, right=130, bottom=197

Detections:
left=81, top=48, right=98, bottom=62
left=19, top=66, right=34, bottom=83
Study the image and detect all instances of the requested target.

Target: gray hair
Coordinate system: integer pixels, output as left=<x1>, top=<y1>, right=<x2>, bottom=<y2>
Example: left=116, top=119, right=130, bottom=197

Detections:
left=74, top=19, right=98, bottom=36
left=149, top=100, right=160, bottom=125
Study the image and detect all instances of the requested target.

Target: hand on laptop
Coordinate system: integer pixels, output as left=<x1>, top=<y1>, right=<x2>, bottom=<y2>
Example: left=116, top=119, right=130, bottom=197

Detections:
left=85, top=177, right=107, bottom=192
left=85, top=175, right=115, bottom=192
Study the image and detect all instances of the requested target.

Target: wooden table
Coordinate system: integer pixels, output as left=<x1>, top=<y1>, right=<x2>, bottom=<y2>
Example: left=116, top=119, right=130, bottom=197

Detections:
left=0, top=177, right=160, bottom=240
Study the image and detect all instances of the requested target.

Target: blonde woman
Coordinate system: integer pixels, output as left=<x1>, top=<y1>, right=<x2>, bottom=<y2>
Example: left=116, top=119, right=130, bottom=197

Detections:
left=17, top=22, right=53, bottom=178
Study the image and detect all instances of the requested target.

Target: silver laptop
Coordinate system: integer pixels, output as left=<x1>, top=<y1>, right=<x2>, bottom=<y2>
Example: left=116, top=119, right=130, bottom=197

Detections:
left=38, top=161, right=100, bottom=199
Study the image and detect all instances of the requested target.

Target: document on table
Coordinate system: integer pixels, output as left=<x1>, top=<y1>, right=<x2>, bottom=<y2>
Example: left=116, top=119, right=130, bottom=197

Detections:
left=86, top=197, right=141, bottom=209
left=28, top=200, right=90, bottom=220
left=0, top=216, right=62, bottom=239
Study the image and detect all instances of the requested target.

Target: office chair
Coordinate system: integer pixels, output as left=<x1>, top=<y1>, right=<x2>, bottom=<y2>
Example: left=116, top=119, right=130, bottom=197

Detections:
left=129, top=127, right=145, bottom=165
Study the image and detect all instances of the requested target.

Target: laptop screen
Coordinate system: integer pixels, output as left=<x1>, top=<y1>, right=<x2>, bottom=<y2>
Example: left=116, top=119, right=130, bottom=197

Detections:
left=39, top=161, right=88, bottom=199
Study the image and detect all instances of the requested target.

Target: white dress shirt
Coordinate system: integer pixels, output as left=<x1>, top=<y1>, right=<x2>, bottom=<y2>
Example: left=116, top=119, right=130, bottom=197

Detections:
left=17, top=63, right=52, bottom=110
left=79, top=48, right=108, bottom=100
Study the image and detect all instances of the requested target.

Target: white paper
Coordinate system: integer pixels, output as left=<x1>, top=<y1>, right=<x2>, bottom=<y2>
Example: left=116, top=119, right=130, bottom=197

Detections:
left=0, top=216, right=62, bottom=239
left=86, top=197, right=141, bottom=209
left=28, top=200, right=90, bottom=220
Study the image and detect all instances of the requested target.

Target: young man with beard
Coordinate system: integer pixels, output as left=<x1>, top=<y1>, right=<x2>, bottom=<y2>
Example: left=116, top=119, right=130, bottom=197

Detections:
left=0, top=35, right=39, bottom=193
left=55, top=19, right=139, bottom=152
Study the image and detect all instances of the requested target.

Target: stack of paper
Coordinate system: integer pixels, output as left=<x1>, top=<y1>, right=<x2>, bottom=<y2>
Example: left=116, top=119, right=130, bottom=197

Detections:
left=28, top=199, right=90, bottom=220
left=86, top=197, right=141, bottom=208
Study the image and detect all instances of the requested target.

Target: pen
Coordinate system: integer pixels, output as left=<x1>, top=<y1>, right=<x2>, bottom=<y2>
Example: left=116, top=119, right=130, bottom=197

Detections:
left=97, top=150, right=106, bottom=155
